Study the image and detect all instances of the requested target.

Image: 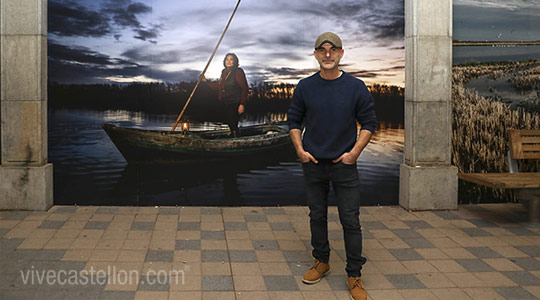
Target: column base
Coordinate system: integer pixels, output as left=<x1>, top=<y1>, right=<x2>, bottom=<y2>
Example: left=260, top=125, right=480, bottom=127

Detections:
left=0, top=163, right=53, bottom=210
left=399, top=164, right=458, bottom=211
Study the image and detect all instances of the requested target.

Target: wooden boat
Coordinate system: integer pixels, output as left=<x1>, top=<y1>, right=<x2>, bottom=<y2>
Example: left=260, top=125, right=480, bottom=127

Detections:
left=102, top=123, right=293, bottom=162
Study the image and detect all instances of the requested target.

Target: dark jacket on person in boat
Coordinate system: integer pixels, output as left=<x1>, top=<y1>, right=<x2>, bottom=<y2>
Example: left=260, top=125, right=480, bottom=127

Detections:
left=208, top=67, right=249, bottom=105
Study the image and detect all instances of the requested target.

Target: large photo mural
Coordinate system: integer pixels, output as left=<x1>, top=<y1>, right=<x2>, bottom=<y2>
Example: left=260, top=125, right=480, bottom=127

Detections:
left=452, top=0, right=540, bottom=203
left=48, top=0, right=405, bottom=206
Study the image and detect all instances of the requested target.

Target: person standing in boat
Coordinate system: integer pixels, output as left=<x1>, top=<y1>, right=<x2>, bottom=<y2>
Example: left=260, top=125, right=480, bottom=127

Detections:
left=201, top=53, right=249, bottom=137
left=287, top=32, right=376, bottom=300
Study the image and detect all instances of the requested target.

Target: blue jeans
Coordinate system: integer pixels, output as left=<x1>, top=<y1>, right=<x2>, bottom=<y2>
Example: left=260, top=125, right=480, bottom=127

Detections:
left=302, top=160, right=367, bottom=277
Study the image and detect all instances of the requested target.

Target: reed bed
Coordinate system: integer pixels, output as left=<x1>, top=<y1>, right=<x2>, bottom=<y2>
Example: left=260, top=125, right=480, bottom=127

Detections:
left=452, top=60, right=540, bottom=203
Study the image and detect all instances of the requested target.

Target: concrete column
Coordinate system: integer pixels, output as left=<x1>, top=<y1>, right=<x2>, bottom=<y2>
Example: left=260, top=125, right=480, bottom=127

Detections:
left=400, top=0, right=458, bottom=210
left=0, top=0, right=53, bottom=210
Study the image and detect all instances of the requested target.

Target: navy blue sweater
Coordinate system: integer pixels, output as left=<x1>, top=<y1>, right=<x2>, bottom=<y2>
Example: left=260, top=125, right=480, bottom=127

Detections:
left=287, top=71, right=377, bottom=160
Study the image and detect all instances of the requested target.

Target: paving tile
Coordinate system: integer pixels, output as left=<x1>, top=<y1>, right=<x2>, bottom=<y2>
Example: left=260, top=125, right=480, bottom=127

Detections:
left=282, top=251, right=312, bottom=262
left=327, top=230, right=343, bottom=240
left=402, top=220, right=433, bottom=229
left=224, top=222, right=247, bottom=231
left=502, top=271, right=540, bottom=286
left=99, top=291, right=136, bottom=300
left=38, top=220, right=66, bottom=229
left=494, top=287, right=539, bottom=300
left=388, top=249, right=423, bottom=261
left=468, top=219, right=497, bottom=228
left=176, top=240, right=201, bottom=250
left=202, top=250, right=229, bottom=262
left=399, top=289, right=439, bottom=300
left=465, top=247, right=503, bottom=258
left=178, top=222, right=201, bottom=231
left=516, top=246, right=540, bottom=257
left=263, top=275, right=299, bottom=291
left=244, top=214, right=268, bottom=222
left=130, top=222, right=154, bottom=231
left=456, top=259, right=496, bottom=272
left=233, top=275, right=267, bottom=291
left=200, top=275, right=233, bottom=291
left=401, top=261, right=439, bottom=273
left=138, top=275, right=170, bottom=291
left=269, top=223, right=294, bottom=231
left=391, top=229, right=423, bottom=239
left=287, top=262, right=312, bottom=276
left=483, top=258, right=524, bottom=271
left=504, top=227, right=537, bottom=236
left=253, top=240, right=279, bottom=250
left=263, top=208, right=285, bottom=215
left=229, top=250, right=258, bottom=262
left=432, top=211, right=461, bottom=220
left=510, top=257, right=540, bottom=271
left=461, top=228, right=492, bottom=237
left=85, top=221, right=110, bottom=230
left=385, top=274, right=426, bottom=289
left=362, top=221, right=388, bottom=230
left=462, top=287, right=506, bottom=300
left=415, top=273, right=455, bottom=288
left=201, top=231, right=226, bottom=240
left=402, top=238, right=435, bottom=249
left=431, top=287, right=473, bottom=300
left=53, top=207, right=78, bottom=214
left=158, top=207, right=179, bottom=215
left=145, top=250, right=173, bottom=262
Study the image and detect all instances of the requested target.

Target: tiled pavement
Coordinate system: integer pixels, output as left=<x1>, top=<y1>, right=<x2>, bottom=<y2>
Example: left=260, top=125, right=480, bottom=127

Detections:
left=1, top=204, right=540, bottom=300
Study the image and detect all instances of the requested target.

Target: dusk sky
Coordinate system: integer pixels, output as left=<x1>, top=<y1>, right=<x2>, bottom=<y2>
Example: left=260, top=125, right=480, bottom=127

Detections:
left=48, top=0, right=539, bottom=86
left=48, top=0, right=405, bottom=86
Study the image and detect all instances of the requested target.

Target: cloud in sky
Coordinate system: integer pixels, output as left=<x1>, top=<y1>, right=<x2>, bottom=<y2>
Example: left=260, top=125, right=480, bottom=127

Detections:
left=48, top=0, right=405, bottom=86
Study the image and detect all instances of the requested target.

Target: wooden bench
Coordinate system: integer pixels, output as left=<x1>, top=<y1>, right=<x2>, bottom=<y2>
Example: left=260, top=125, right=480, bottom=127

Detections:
left=458, top=129, right=540, bottom=222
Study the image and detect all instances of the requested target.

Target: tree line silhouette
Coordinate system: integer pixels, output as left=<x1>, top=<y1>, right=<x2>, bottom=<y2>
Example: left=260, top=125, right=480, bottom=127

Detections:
left=48, top=81, right=404, bottom=124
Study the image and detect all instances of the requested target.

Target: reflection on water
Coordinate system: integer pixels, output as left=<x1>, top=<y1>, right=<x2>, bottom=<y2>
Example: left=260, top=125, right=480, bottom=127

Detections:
left=453, top=45, right=540, bottom=65
left=49, top=109, right=403, bottom=206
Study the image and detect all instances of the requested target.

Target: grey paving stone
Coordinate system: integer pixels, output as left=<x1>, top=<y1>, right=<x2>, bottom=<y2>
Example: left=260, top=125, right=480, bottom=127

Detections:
left=55, top=261, right=87, bottom=271
left=0, top=238, right=24, bottom=250
left=175, top=240, right=201, bottom=250
left=494, top=287, right=539, bottom=300
left=202, top=250, right=229, bottom=262
left=433, top=211, right=461, bottom=220
left=244, top=214, right=267, bottom=222
left=0, top=273, right=18, bottom=289
left=201, top=207, right=221, bottom=215
left=38, top=220, right=65, bottom=229
left=130, top=222, right=154, bottom=231
left=461, top=227, right=492, bottom=237
left=229, top=250, right=258, bottom=262
left=516, top=246, right=540, bottom=257
left=270, top=222, right=294, bottom=231
left=334, top=249, right=347, bottom=262
left=282, top=251, right=313, bottom=262
left=502, top=271, right=540, bottom=286
left=465, top=247, right=503, bottom=258
left=403, top=220, right=433, bottom=229
left=362, top=221, right=387, bottom=230
left=402, top=237, right=435, bottom=248
left=138, top=275, right=170, bottom=291
left=263, top=275, right=299, bottom=291
left=145, top=250, right=173, bottom=262
left=64, top=284, right=105, bottom=300
left=456, top=259, right=496, bottom=272
left=202, top=275, right=233, bottom=291
left=158, top=207, right=180, bottom=215
left=504, top=227, right=537, bottom=236
left=328, top=230, right=343, bottom=240
left=53, top=207, right=77, bottom=214
left=12, top=249, right=67, bottom=261
left=328, top=213, right=339, bottom=222
left=386, top=274, right=426, bottom=289
left=201, top=231, right=225, bottom=240
left=85, top=221, right=110, bottom=230
left=0, top=260, right=30, bottom=274
left=224, top=222, right=248, bottom=231
left=389, top=249, right=423, bottom=261
left=253, top=240, right=279, bottom=250
left=0, top=211, right=32, bottom=220
left=263, top=208, right=286, bottom=215
left=99, top=291, right=136, bottom=300
left=326, top=275, right=349, bottom=291
left=359, top=207, right=370, bottom=215
left=392, top=229, right=423, bottom=239
left=288, top=262, right=312, bottom=276
left=96, top=207, right=118, bottom=214
left=362, top=230, right=374, bottom=239
left=0, top=289, right=37, bottom=300
left=468, top=219, right=497, bottom=227
left=178, top=222, right=201, bottom=231
left=0, top=228, right=9, bottom=238
left=511, top=257, right=540, bottom=271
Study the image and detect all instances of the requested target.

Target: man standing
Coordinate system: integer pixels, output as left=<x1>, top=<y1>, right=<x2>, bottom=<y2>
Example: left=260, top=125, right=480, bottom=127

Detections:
left=287, top=32, right=376, bottom=300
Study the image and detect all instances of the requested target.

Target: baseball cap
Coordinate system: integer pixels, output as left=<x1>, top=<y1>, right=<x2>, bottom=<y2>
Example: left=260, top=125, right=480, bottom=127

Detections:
left=314, top=32, right=343, bottom=49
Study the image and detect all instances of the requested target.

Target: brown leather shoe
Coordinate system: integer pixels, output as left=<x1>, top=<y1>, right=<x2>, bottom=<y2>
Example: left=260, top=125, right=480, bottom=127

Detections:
left=302, top=260, right=330, bottom=284
left=348, top=277, right=367, bottom=300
